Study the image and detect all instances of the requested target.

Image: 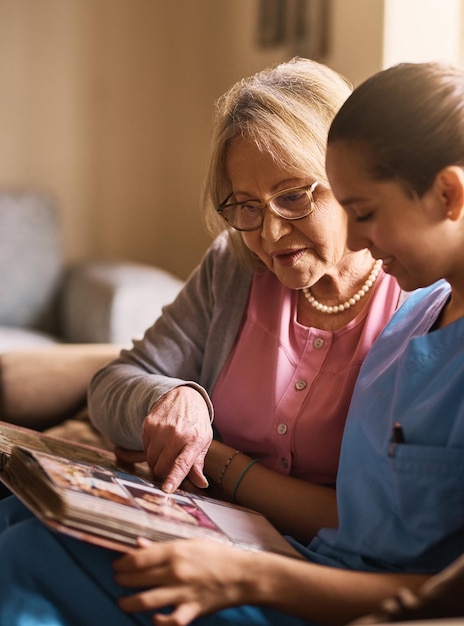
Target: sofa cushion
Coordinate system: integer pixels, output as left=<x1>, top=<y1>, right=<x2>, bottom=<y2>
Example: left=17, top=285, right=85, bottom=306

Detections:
left=0, top=192, right=62, bottom=330
left=0, top=327, right=59, bottom=353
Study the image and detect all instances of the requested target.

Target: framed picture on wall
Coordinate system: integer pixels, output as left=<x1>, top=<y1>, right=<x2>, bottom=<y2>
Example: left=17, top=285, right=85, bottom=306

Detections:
left=256, top=0, right=330, bottom=60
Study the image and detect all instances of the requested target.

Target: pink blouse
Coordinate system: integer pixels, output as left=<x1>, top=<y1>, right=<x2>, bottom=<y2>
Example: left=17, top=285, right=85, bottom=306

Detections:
left=211, top=269, right=400, bottom=485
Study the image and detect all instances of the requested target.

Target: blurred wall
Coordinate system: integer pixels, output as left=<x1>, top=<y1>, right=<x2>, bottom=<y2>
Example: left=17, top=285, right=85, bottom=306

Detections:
left=0, top=0, right=462, bottom=279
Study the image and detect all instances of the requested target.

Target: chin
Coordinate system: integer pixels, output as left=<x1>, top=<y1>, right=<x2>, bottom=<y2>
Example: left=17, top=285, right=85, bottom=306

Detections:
left=396, top=275, right=431, bottom=292
left=282, top=278, right=314, bottom=292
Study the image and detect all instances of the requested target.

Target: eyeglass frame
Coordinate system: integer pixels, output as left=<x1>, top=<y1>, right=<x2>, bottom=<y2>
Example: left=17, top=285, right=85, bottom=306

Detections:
left=216, top=181, right=319, bottom=232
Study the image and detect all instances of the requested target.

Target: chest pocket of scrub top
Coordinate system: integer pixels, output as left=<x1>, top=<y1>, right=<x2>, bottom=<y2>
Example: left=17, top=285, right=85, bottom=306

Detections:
left=389, top=443, right=464, bottom=559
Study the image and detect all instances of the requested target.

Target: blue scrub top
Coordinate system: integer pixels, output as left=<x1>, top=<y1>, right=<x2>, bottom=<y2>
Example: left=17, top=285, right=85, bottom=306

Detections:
left=299, top=280, right=464, bottom=574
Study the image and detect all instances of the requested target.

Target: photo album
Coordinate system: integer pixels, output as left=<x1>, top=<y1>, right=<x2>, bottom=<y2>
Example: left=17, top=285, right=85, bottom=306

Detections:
left=0, top=420, right=302, bottom=559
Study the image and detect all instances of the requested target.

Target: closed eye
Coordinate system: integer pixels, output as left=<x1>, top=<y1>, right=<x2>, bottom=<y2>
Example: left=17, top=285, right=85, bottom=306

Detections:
left=354, top=211, right=374, bottom=223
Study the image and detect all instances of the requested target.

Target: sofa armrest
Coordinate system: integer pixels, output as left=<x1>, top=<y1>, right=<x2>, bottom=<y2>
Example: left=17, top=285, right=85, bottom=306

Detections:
left=0, top=344, right=121, bottom=430
left=60, top=261, right=184, bottom=345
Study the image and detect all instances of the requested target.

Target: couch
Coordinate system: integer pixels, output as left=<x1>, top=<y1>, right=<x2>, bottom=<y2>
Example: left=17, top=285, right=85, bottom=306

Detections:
left=0, top=190, right=184, bottom=351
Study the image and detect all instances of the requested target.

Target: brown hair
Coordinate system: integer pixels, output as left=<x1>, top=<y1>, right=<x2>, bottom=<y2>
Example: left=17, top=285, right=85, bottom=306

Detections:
left=328, top=61, right=464, bottom=197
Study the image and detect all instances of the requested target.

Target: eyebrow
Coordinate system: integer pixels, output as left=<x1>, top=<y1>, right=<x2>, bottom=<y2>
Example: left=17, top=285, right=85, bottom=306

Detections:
left=337, top=195, right=369, bottom=208
left=233, top=178, right=309, bottom=198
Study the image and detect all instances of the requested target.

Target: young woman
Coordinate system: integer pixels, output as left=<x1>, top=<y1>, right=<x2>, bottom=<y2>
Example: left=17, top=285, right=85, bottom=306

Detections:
left=4, top=60, right=464, bottom=625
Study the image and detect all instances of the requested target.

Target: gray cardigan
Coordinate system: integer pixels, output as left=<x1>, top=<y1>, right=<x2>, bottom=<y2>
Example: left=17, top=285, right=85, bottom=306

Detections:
left=88, top=233, right=253, bottom=449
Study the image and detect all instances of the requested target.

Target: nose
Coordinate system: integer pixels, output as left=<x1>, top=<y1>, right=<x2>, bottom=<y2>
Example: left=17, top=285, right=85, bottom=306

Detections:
left=260, top=208, right=292, bottom=241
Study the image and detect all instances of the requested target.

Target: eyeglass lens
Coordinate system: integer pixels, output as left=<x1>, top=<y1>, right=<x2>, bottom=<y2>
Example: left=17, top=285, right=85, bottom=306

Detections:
left=220, top=184, right=316, bottom=231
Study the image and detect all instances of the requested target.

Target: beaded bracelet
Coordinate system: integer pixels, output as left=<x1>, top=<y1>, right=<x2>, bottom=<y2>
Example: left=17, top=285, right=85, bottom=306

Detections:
left=217, top=449, right=240, bottom=487
left=232, top=458, right=259, bottom=503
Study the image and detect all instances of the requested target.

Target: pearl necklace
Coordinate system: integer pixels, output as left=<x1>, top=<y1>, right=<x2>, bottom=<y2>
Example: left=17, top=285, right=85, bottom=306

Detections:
left=302, top=259, right=383, bottom=314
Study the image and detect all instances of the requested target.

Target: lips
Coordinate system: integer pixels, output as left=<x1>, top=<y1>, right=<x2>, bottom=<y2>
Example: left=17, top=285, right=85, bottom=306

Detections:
left=271, top=248, right=307, bottom=266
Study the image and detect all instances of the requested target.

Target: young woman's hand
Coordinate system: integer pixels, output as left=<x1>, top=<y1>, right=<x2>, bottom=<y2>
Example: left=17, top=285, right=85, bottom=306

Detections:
left=113, top=538, right=258, bottom=626
left=113, top=538, right=435, bottom=626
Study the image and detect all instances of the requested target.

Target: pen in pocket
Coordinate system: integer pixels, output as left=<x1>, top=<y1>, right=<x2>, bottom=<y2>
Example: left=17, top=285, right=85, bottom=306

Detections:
left=388, top=422, right=405, bottom=457
left=392, top=422, right=405, bottom=443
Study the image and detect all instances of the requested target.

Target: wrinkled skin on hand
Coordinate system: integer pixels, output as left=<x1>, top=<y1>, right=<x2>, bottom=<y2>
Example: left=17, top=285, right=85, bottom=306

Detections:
left=116, top=386, right=213, bottom=493
left=113, top=538, right=257, bottom=626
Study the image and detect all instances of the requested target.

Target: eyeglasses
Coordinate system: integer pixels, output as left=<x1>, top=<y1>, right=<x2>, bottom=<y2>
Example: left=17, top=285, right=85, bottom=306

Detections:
left=216, top=181, right=319, bottom=232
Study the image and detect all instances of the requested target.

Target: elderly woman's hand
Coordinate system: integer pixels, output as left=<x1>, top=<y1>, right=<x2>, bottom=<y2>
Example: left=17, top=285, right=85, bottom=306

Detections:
left=141, top=386, right=212, bottom=493
left=113, top=538, right=258, bottom=625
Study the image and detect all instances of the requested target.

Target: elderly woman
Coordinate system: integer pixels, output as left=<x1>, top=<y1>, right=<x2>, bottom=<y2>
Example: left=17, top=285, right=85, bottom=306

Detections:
left=87, top=58, right=401, bottom=543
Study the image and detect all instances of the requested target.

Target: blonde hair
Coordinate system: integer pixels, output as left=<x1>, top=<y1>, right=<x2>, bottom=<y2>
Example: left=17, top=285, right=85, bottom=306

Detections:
left=202, top=57, right=352, bottom=266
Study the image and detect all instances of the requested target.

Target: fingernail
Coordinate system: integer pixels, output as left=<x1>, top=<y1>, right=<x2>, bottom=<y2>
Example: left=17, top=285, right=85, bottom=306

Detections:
left=163, top=482, right=174, bottom=493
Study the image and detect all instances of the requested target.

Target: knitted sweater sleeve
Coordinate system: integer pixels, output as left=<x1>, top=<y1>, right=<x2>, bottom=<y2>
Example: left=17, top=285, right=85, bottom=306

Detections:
left=87, top=232, right=253, bottom=449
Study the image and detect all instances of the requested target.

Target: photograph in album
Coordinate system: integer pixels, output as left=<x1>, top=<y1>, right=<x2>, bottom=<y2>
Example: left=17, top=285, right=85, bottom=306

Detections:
left=0, top=421, right=302, bottom=559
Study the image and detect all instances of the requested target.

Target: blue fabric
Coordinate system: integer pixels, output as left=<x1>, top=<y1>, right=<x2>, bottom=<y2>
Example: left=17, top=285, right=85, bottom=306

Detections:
left=306, top=280, right=464, bottom=573
left=0, top=498, right=311, bottom=626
